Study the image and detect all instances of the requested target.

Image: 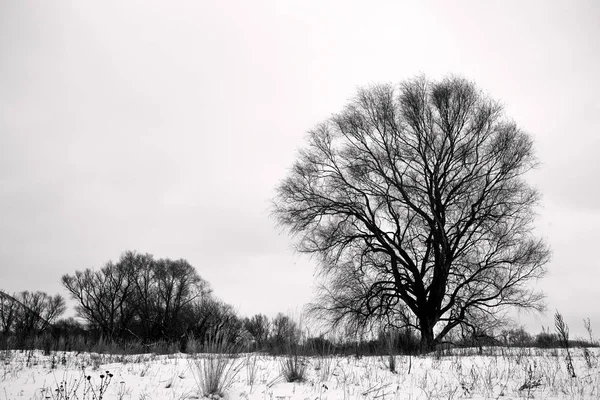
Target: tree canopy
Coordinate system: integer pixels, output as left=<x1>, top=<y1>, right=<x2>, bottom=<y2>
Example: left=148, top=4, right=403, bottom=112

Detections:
left=273, top=75, right=550, bottom=352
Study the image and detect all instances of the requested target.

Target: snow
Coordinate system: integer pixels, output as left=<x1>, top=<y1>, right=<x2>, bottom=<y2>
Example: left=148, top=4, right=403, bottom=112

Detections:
left=1, top=347, right=599, bottom=399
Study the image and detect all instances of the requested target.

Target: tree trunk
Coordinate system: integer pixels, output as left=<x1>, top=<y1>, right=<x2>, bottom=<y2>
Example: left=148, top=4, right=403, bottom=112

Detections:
left=419, top=319, right=437, bottom=353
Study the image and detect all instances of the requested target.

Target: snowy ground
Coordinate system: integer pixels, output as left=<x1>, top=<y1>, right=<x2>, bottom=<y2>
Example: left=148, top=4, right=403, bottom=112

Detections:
left=1, top=347, right=599, bottom=399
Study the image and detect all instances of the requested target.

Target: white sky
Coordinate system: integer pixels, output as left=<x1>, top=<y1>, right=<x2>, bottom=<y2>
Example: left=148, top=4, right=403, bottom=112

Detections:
left=1, top=0, right=599, bottom=338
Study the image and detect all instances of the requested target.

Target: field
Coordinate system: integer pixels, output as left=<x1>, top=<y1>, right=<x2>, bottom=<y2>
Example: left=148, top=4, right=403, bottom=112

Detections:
left=1, top=347, right=599, bottom=400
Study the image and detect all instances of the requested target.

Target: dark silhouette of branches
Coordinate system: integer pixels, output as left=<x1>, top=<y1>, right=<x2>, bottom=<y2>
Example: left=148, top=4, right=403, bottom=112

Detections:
left=0, top=290, right=66, bottom=341
left=273, top=75, right=550, bottom=352
left=244, top=314, right=271, bottom=349
left=62, top=251, right=211, bottom=342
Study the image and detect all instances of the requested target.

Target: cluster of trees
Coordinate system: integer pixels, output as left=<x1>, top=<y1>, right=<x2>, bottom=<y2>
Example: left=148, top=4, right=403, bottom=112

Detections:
left=0, top=290, right=66, bottom=346
left=59, top=250, right=306, bottom=351
left=0, top=247, right=593, bottom=355
left=497, top=326, right=592, bottom=349
left=243, top=312, right=302, bottom=352
left=0, top=250, right=323, bottom=353
left=61, top=251, right=238, bottom=343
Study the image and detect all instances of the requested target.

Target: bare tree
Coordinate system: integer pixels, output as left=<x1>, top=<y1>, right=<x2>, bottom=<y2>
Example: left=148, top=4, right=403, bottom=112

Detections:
left=0, top=292, right=17, bottom=335
left=124, top=252, right=158, bottom=339
left=187, top=297, right=244, bottom=344
left=273, top=75, right=550, bottom=352
left=271, top=313, right=300, bottom=348
left=62, top=257, right=138, bottom=339
left=0, top=290, right=66, bottom=338
left=62, top=251, right=211, bottom=342
left=13, top=291, right=66, bottom=336
left=153, top=258, right=211, bottom=338
left=244, top=314, right=271, bottom=349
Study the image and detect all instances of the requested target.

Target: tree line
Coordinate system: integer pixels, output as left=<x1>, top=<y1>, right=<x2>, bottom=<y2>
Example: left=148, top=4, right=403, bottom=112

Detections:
left=0, top=249, right=594, bottom=354
left=0, top=251, right=308, bottom=353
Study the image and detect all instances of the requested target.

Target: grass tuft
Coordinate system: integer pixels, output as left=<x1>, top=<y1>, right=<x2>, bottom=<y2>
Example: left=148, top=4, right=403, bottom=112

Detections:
left=280, top=353, right=306, bottom=382
left=188, top=335, right=243, bottom=398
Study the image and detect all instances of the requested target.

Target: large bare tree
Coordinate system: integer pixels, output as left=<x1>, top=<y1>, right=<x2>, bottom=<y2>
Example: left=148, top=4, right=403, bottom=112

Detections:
left=273, top=76, right=550, bottom=352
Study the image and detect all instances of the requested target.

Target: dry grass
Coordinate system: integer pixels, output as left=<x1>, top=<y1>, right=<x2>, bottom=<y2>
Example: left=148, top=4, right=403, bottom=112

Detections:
left=187, top=336, right=243, bottom=397
left=280, top=353, right=307, bottom=382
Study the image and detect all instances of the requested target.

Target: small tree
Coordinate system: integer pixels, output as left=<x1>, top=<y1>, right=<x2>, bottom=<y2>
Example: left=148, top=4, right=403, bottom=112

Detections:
left=506, top=327, right=532, bottom=347
left=0, top=290, right=66, bottom=346
left=273, top=75, right=550, bottom=352
left=0, top=292, right=17, bottom=335
left=244, top=314, right=271, bottom=350
left=186, top=298, right=244, bottom=346
left=62, top=260, right=137, bottom=339
left=271, top=313, right=300, bottom=353
left=152, top=258, right=210, bottom=339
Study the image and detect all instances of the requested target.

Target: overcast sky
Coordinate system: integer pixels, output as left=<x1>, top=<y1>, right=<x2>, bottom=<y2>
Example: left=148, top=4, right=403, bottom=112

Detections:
left=1, top=0, right=599, bottom=337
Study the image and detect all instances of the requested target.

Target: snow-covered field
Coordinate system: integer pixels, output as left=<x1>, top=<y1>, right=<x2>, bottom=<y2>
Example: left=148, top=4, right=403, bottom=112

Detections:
left=1, top=347, right=599, bottom=399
